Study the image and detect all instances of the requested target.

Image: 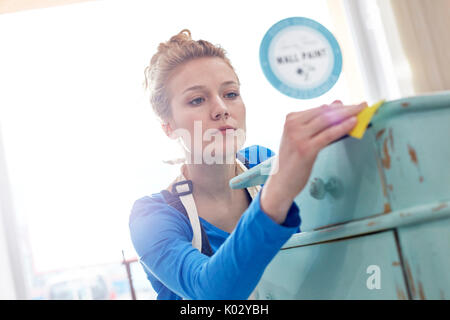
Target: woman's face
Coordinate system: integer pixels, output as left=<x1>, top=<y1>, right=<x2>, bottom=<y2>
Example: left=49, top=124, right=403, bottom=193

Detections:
left=165, top=57, right=246, bottom=164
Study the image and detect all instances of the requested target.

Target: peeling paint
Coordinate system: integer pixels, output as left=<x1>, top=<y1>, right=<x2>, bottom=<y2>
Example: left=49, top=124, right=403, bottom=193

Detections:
left=407, top=144, right=424, bottom=183
left=407, top=144, right=418, bottom=166
left=387, top=184, right=393, bottom=191
left=404, top=260, right=416, bottom=298
left=389, top=128, right=394, bottom=151
left=432, top=203, right=448, bottom=212
left=384, top=203, right=392, bottom=214
left=367, top=221, right=377, bottom=227
left=396, top=287, right=407, bottom=300
left=376, top=128, right=386, bottom=140
left=375, top=154, right=388, bottom=197
left=418, top=282, right=426, bottom=300
left=401, top=102, right=410, bottom=108
left=392, top=261, right=400, bottom=267
left=382, top=139, right=391, bottom=169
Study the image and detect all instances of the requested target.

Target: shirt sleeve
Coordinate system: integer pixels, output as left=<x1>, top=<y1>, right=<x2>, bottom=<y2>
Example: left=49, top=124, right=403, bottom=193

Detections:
left=129, top=186, right=301, bottom=300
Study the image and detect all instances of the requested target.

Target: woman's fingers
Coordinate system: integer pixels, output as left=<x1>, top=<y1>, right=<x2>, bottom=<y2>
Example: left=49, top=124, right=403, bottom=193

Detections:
left=286, top=104, right=329, bottom=125
left=310, top=115, right=358, bottom=149
left=331, top=100, right=343, bottom=106
left=306, top=103, right=366, bottom=138
left=288, top=100, right=348, bottom=125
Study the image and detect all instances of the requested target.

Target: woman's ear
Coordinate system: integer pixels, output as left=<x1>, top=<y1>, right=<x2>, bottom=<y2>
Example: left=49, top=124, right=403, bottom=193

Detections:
left=161, top=122, right=177, bottom=140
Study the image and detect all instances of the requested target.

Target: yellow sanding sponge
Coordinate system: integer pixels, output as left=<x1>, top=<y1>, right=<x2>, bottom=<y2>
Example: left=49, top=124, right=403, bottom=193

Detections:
left=349, top=100, right=385, bottom=139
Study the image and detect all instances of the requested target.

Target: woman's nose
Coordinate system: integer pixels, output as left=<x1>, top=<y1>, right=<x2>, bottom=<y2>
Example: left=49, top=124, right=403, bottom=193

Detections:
left=211, top=96, right=230, bottom=120
left=213, top=109, right=230, bottom=120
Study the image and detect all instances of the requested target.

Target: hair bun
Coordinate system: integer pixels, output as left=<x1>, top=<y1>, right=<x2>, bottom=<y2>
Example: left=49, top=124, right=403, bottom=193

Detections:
left=169, top=29, right=192, bottom=44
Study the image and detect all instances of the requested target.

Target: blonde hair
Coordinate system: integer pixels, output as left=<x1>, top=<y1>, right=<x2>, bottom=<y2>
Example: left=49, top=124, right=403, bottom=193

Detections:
left=143, top=29, right=239, bottom=123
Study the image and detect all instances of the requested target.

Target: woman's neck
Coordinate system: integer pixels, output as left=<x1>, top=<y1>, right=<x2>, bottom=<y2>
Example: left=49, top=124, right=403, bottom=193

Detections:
left=182, top=161, right=238, bottom=202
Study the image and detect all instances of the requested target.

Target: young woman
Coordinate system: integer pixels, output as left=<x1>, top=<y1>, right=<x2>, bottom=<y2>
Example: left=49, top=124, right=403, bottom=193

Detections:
left=129, top=29, right=366, bottom=300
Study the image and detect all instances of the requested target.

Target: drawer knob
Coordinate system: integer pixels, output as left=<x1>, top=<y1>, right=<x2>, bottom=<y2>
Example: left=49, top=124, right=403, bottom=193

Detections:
left=310, top=177, right=343, bottom=200
left=310, top=178, right=326, bottom=199
left=325, top=177, right=343, bottom=199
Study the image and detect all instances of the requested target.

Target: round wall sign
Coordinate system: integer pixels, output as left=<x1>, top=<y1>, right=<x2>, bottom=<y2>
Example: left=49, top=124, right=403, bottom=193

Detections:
left=259, top=17, right=342, bottom=99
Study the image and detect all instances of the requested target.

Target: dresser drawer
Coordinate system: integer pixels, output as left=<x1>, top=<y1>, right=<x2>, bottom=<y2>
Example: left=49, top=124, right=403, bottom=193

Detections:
left=294, top=126, right=388, bottom=231
left=396, top=214, right=450, bottom=300
left=253, top=230, right=407, bottom=299
left=371, top=92, right=450, bottom=211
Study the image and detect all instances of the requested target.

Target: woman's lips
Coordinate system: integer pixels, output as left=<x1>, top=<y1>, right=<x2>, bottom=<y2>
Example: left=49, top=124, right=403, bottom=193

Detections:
left=218, top=128, right=235, bottom=134
left=218, top=125, right=236, bottom=130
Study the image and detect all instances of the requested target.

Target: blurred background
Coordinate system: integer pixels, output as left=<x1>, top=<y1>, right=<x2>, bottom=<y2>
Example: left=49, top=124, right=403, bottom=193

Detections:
left=0, top=0, right=449, bottom=299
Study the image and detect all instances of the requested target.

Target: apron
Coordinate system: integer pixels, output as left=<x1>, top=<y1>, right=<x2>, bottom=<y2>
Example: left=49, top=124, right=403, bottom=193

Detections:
left=170, top=158, right=260, bottom=300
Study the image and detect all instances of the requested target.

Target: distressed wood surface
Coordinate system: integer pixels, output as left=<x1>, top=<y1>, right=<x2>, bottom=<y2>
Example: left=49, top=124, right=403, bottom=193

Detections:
left=253, top=92, right=450, bottom=299
left=255, top=231, right=407, bottom=300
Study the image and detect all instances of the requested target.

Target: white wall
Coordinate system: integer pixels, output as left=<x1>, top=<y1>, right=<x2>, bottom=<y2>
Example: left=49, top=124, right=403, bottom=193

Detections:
left=0, top=122, right=29, bottom=299
left=0, top=124, right=17, bottom=299
left=0, top=210, right=17, bottom=299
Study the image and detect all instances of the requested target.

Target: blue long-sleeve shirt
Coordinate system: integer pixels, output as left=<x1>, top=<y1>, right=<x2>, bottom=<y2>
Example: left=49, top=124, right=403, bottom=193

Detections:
left=129, top=145, right=301, bottom=300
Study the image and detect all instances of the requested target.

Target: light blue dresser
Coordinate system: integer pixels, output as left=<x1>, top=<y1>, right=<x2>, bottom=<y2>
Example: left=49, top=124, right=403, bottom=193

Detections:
left=234, top=91, right=450, bottom=299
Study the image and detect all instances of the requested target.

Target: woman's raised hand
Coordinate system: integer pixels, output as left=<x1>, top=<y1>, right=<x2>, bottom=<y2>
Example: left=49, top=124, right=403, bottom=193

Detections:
left=260, top=100, right=367, bottom=224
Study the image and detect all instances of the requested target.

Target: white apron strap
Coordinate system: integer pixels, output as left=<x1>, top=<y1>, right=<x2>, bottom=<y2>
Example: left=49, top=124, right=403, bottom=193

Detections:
left=173, top=171, right=202, bottom=252
left=235, top=158, right=261, bottom=198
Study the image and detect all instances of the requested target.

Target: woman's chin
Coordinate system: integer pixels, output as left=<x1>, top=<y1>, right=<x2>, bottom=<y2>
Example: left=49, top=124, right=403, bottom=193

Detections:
left=200, top=135, right=244, bottom=163
left=200, top=143, right=238, bottom=164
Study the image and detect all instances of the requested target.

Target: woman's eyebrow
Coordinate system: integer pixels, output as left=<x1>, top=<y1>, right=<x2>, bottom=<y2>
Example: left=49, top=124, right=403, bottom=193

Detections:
left=182, top=81, right=239, bottom=94
left=221, top=81, right=239, bottom=87
left=182, top=85, right=205, bottom=94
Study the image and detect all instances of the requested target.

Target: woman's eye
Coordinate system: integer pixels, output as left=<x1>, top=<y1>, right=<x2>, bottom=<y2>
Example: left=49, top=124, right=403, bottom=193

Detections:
left=225, top=92, right=239, bottom=99
left=189, top=97, right=204, bottom=106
